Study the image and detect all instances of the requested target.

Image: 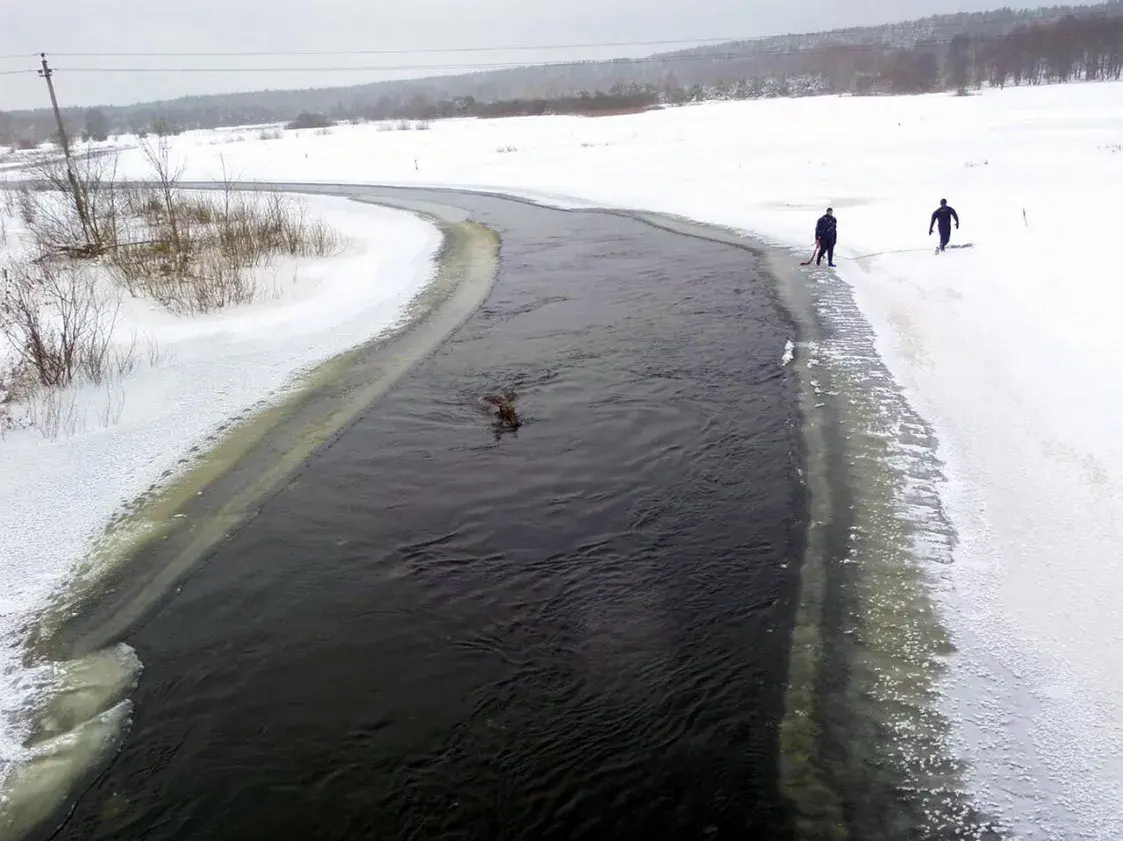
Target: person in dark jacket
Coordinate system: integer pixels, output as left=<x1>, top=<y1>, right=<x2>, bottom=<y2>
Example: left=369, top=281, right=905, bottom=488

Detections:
left=929, top=199, right=959, bottom=251
left=814, top=207, right=837, bottom=267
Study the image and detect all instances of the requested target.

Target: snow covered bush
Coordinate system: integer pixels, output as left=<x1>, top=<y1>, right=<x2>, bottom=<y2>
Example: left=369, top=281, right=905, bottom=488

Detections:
left=0, top=260, right=126, bottom=389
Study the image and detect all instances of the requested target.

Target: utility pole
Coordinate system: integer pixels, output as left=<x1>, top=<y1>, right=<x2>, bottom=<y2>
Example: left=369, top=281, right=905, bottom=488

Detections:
left=38, top=52, right=93, bottom=247
left=38, top=53, right=72, bottom=160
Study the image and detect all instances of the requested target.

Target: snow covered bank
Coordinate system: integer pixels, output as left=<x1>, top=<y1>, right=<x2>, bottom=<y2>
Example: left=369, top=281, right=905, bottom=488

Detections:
left=104, top=81, right=1123, bottom=835
left=0, top=194, right=440, bottom=813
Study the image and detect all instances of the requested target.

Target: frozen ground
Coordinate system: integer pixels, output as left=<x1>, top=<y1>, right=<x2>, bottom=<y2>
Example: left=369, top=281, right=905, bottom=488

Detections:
left=103, top=81, right=1123, bottom=835
left=0, top=194, right=440, bottom=791
left=0, top=136, right=135, bottom=174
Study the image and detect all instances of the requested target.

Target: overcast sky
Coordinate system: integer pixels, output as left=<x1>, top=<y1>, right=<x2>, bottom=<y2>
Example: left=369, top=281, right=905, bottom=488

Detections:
left=0, top=0, right=1100, bottom=110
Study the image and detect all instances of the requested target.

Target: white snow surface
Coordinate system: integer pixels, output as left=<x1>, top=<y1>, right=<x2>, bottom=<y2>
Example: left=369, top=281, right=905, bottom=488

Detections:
left=104, top=82, right=1123, bottom=834
left=0, top=196, right=440, bottom=776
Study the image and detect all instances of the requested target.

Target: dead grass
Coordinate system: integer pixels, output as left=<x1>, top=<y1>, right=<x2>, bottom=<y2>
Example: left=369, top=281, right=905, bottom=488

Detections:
left=12, top=138, right=345, bottom=316
left=378, top=120, right=432, bottom=132
left=0, top=260, right=125, bottom=389
left=0, top=365, right=15, bottom=437
left=110, top=188, right=344, bottom=315
left=1, top=135, right=347, bottom=437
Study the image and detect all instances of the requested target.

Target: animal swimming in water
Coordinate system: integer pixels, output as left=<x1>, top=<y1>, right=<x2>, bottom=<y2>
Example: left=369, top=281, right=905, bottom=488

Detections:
left=480, top=391, right=520, bottom=429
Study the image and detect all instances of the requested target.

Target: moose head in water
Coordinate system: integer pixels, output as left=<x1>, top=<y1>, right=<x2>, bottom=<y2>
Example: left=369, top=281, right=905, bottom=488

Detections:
left=480, top=391, right=520, bottom=430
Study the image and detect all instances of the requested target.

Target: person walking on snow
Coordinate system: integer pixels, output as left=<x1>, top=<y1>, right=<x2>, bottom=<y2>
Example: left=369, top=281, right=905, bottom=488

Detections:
left=929, top=198, right=959, bottom=252
left=815, top=207, right=837, bottom=267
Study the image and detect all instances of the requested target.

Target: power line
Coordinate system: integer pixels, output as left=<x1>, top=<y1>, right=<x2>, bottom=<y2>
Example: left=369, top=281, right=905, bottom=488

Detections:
left=8, top=22, right=1114, bottom=80
left=1, top=15, right=1077, bottom=64
left=37, top=38, right=1008, bottom=76
left=30, top=38, right=764, bottom=58
left=15, top=26, right=986, bottom=58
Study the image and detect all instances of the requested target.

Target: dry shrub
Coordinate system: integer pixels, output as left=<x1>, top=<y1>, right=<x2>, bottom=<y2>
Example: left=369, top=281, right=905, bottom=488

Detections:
left=382, top=120, right=432, bottom=131
left=2, top=134, right=347, bottom=440
left=138, top=135, right=185, bottom=250
left=24, top=148, right=123, bottom=258
left=22, top=384, right=82, bottom=440
left=63, top=138, right=347, bottom=315
left=0, top=261, right=126, bottom=388
left=0, top=364, right=15, bottom=436
left=0, top=262, right=155, bottom=439
left=13, top=376, right=128, bottom=441
left=109, top=189, right=343, bottom=315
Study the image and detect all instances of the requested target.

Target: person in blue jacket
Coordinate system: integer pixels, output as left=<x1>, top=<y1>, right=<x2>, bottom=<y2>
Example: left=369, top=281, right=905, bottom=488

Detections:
left=814, top=207, right=837, bottom=267
left=929, top=198, right=960, bottom=251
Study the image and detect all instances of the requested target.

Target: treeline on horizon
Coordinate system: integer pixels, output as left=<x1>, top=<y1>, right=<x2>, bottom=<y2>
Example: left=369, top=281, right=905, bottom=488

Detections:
left=2, top=5, right=1122, bottom=146
left=869, top=11, right=1123, bottom=93
left=389, top=12, right=1123, bottom=120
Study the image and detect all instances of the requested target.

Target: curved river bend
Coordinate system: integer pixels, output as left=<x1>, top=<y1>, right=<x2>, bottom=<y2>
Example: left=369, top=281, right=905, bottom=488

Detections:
left=42, top=188, right=805, bottom=840
left=24, top=186, right=997, bottom=841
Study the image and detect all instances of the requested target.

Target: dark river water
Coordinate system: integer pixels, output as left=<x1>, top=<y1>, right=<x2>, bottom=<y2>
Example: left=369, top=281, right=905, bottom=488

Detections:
left=54, top=189, right=805, bottom=840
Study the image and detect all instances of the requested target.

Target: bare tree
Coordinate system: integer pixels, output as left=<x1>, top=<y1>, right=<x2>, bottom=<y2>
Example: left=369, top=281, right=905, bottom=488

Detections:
left=84, top=108, right=110, bottom=142
left=947, top=34, right=973, bottom=92
left=914, top=51, right=941, bottom=91
left=138, top=133, right=186, bottom=249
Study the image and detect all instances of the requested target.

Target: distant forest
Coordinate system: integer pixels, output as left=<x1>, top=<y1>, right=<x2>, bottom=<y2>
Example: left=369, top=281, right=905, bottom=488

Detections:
left=2, top=0, right=1122, bottom=146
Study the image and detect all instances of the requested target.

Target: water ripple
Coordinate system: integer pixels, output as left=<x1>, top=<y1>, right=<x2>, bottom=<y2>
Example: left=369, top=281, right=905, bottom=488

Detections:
left=55, top=192, right=802, bottom=841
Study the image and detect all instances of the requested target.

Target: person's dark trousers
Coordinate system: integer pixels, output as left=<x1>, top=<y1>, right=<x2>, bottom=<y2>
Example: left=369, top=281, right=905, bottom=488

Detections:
left=817, top=237, right=836, bottom=265
left=938, top=225, right=951, bottom=250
